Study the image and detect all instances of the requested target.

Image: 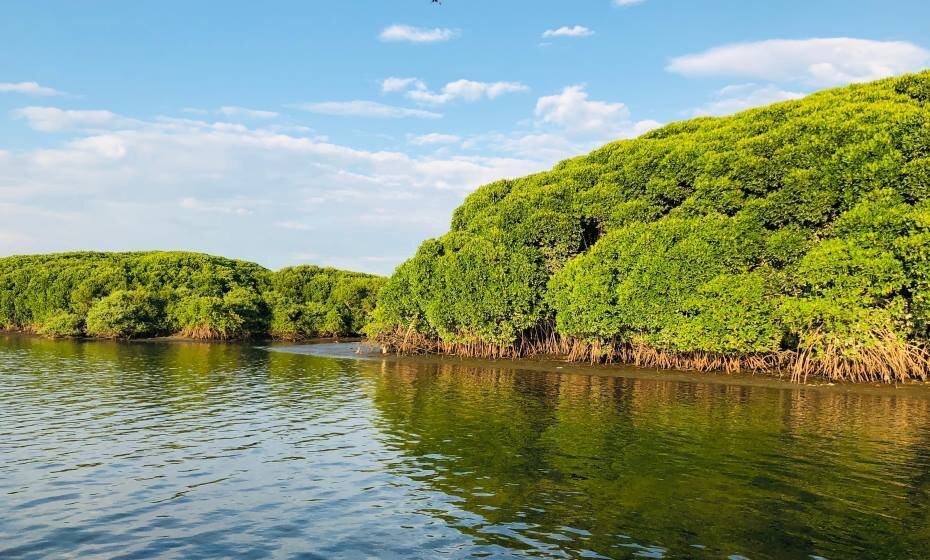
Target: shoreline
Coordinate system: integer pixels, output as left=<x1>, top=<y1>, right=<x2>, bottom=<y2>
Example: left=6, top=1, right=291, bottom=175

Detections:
left=373, top=329, right=930, bottom=385
left=8, top=328, right=930, bottom=392
left=0, top=328, right=361, bottom=345
left=273, top=341, right=930, bottom=398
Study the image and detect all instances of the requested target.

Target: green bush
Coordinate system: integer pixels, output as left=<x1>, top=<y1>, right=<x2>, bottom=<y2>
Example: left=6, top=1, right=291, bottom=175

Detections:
left=85, top=290, right=161, bottom=339
left=269, top=300, right=328, bottom=340
left=547, top=214, right=766, bottom=351
left=370, top=231, right=547, bottom=346
left=267, top=265, right=385, bottom=339
left=37, top=311, right=84, bottom=338
left=171, top=294, right=249, bottom=339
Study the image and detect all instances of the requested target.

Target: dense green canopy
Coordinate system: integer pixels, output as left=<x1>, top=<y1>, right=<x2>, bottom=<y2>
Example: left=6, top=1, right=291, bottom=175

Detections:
left=370, top=71, right=930, bottom=380
left=0, top=251, right=384, bottom=340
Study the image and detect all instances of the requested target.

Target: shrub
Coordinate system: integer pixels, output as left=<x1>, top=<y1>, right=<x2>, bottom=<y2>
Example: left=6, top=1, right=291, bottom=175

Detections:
left=172, top=295, right=245, bottom=340
left=370, top=231, right=548, bottom=346
left=268, top=265, right=385, bottom=339
left=37, top=311, right=85, bottom=338
left=85, top=290, right=161, bottom=339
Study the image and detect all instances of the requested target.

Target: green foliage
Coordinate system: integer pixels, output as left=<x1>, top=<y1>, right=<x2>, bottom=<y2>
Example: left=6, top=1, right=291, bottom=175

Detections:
left=547, top=214, right=772, bottom=353
left=895, top=72, right=930, bottom=102
left=374, top=71, right=930, bottom=358
left=170, top=290, right=265, bottom=340
left=85, top=290, right=162, bottom=339
left=369, top=231, right=547, bottom=346
left=37, top=311, right=84, bottom=338
left=266, top=265, right=385, bottom=339
left=0, top=251, right=383, bottom=340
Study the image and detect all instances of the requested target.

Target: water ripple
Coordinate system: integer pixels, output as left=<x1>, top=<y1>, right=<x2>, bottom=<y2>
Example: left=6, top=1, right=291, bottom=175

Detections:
left=2, top=336, right=930, bottom=559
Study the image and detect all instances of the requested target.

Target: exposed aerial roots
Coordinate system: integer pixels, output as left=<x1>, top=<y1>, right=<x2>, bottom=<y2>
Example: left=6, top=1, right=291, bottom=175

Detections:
left=374, top=327, right=930, bottom=384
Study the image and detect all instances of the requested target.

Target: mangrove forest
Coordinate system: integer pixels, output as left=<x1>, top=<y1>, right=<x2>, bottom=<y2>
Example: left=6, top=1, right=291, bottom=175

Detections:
left=368, top=71, right=930, bottom=383
left=0, top=251, right=384, bottom=341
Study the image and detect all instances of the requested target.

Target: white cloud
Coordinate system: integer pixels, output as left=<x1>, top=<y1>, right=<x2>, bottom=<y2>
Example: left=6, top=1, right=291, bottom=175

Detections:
left=217, top=106, right=279, bottom=119
left=409, top=133, right=461, bottom=146
left=688, top=83, right=805, bottom=117
left=408, top=156, right=540, bottom=191
left=0, top=81, right=65, bottom=96
left=381, top=77, right=426, bottom=93
left=452, top=86, right=659, bottom=163
left=668, top=38, right=930, bottom=86
left=180, top=197, right=254, bottom=216
left=262, top=123, right=317, bottom=135
left=379, top=25, right=459, bottom=44
left=294, top=100, right=442, bottom=119
left=535, top=85, right=660, bottom=138
left=471, top=132, right=585, bottom=162
left=613, top=0, right=646, bottom=6
left=12, top=107, right=135, bottom=132
left=0, top=109, right=547, bottom=274
left=275, top=220, right=314, bottom=231
left=0, top=231, right=32, bottom=246
left=69, top=135, right=128, bottom=159
left=542, top=26, right=594, bottom=38
left=397, top=79, right=529, bottom=105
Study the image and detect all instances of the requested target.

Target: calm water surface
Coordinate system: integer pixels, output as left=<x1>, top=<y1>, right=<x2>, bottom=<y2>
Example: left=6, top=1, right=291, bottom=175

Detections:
left=2, top=335, right=930, bottom=559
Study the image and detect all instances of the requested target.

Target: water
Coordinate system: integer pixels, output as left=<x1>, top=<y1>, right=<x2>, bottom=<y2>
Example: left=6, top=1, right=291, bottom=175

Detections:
left=2, top=335, right=930, bottom=559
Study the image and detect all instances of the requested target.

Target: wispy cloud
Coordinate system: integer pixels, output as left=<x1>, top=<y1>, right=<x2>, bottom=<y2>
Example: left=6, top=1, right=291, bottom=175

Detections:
left=180, top=197, right=254, bottom=216
left=409, top=133, right=462, bottom=146
left=381, top=77, right=426, bottom=93
left=542, top=26, right=594, bottom=38
left=688, top=83, right=805, bottom=117
left=668, top=38, right=930, bottom=86
left=386, top=78, right=529, bottom=105
left=293, top=100, right=442, bottom=119
left=378, top=24, right=459, bottom=44
left=613, top=0, right=646, bottom=6
left=275, top=220, right=314, bottom=231
left=12, top=107, right=136, bottom=132
left=0, top=81, right=65, bottom=96
left=0, top=231, right=32, bottom=246
left=217, top=106, right=279, bottom=119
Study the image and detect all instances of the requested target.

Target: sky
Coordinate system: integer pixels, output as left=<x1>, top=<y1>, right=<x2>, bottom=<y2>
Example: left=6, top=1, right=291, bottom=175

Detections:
left=2, top=0, right=929, bottom=275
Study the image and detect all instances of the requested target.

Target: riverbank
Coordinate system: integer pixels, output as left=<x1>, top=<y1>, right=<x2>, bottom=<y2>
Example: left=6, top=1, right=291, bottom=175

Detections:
left=273, top=339, right=930, bottom=395
left=1, top=328, right=361, bottom=346
left=8, top=323, right=927, bottom=386
left=373, top=328, right=930, bottom=385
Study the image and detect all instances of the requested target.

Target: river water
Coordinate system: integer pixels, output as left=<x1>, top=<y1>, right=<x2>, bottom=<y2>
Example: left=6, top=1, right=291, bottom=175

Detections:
left=2, top=334, right=929, bottom=559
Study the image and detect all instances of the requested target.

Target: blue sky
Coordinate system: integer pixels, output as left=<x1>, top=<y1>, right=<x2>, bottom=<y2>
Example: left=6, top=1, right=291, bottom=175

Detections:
left=2, top=0, right=929, bottom=274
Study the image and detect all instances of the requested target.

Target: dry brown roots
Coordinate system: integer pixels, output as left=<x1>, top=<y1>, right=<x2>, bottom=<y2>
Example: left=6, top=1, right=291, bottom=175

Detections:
left=176, top=325, right=235, bottom=340
left=373, top=327, right=930, bottom=384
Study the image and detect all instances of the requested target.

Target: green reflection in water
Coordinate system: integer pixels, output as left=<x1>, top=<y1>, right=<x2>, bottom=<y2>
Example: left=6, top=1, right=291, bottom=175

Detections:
left=359, top=357, right=930, bottom=558
left=4, top=334, right=930, bottom=559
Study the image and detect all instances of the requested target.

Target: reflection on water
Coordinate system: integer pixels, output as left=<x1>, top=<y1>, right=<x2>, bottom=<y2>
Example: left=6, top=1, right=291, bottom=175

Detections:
left=2, top=335, right=930, bottom=559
